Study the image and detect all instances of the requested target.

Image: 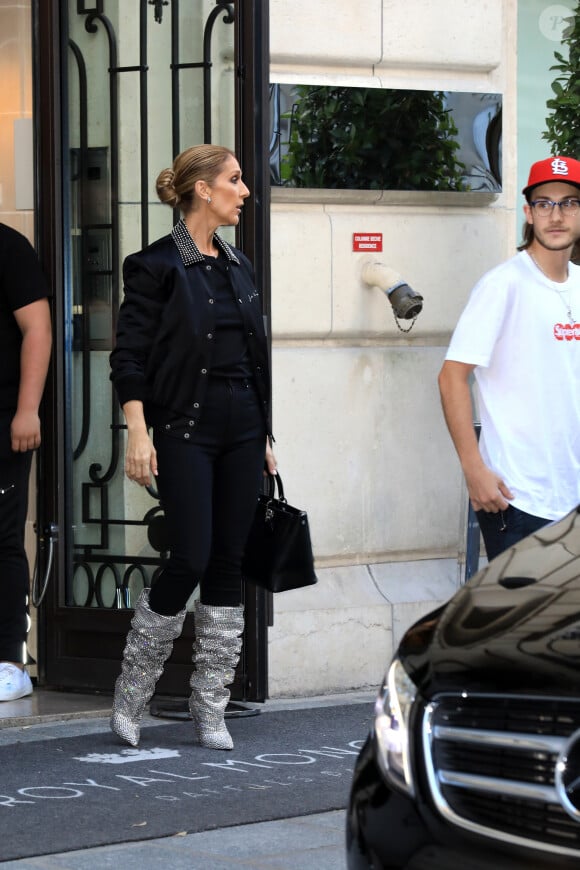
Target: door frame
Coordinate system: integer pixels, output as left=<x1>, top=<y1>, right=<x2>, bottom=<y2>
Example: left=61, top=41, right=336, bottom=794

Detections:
left=33, top=0, right=272, bottom=701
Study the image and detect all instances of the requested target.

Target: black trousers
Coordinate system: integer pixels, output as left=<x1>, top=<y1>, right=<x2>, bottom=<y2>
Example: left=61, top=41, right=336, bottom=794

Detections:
left=0, top=411, right=33, bottom=663
left=149, top=378, right=266, bottom=615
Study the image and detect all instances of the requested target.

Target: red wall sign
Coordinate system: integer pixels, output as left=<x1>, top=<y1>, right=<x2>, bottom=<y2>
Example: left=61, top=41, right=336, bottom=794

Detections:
left=353, top=233, right=383, bottom=252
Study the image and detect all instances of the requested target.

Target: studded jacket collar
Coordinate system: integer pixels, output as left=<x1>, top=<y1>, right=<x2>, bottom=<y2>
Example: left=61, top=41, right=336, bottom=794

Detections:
left=171, top=219, right=240, bottom=266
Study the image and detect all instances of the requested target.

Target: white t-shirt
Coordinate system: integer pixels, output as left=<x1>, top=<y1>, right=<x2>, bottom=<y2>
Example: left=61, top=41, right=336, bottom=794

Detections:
left=446, top=250, right=580, bottom=519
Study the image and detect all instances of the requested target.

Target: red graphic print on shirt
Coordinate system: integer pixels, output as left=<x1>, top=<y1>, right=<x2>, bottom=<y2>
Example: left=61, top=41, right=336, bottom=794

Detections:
left=554, top=323, right=580, bottom=340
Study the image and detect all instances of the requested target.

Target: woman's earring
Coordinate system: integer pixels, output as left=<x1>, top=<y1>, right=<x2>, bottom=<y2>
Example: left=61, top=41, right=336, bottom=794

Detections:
left=207, top=196, right=212, bottom=204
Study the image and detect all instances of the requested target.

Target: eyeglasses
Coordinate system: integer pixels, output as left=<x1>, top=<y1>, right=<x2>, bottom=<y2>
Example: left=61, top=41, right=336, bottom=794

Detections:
left=529, top=198, right=580, bottom=216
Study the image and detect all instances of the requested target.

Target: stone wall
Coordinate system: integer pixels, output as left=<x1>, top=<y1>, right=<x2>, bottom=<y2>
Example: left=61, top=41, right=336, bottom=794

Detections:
left=267, top=0, right=517, bottom=696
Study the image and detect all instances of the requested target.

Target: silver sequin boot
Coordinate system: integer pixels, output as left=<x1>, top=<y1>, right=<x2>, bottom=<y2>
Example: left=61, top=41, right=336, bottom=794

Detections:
left=111, top=588, right=186, bottom=747
left=189, top=602, right=244, bottom=750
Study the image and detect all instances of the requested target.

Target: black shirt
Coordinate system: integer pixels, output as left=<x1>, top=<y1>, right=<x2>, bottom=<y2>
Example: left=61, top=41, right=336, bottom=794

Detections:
left=0, top=224, right=50, bottom=410
left=203, top=252, right=252, bottom=379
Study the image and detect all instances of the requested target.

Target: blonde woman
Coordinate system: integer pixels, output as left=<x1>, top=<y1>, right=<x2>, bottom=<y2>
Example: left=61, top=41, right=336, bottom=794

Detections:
left=110, top=145, right=276, bottom=750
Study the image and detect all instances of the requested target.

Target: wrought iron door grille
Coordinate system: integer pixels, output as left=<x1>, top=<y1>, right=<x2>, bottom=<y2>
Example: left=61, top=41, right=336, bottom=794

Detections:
left=67, top=0, right=235, bottom=609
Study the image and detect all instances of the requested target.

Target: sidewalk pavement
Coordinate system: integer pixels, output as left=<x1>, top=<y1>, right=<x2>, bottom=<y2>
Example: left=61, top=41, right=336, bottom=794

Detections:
left=0, top=691, right=375, bottom=869
left=2, top=810, right=348, bottom=869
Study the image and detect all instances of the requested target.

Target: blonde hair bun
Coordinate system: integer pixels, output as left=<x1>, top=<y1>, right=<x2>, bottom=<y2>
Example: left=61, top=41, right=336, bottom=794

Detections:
left=155, top=145, right=236, bottom=214
left=155, top=168, right=180, bottom=208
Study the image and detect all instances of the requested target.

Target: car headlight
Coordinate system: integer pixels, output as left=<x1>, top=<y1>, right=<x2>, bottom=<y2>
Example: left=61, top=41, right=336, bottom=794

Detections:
left=373, top=657, right=417, bottom=796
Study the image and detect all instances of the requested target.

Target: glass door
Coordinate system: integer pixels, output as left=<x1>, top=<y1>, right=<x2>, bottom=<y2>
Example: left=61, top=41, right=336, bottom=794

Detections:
left=37, top=0, right=270, bottom=699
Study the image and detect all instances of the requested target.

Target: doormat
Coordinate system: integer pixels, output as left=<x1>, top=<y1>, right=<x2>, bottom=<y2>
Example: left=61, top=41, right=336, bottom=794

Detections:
left=0, top=702, right=372, bottom=861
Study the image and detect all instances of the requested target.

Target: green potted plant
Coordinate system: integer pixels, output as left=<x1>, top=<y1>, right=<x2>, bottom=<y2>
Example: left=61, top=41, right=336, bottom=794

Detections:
left=544, top=5, right=580, bottom=157
left=281, top=86, right=466, bottom=191
left=544, top=5, right=580, bottom=259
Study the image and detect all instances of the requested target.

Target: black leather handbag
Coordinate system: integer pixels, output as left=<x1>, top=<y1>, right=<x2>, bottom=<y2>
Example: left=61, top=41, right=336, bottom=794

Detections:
left=242, top=473, right=317, bottom=592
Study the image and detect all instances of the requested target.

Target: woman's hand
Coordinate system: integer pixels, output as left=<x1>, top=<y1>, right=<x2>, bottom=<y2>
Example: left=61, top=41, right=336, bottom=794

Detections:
left=265, top=438, right=277, bottom=476
left=125, top=429, right=158, bottom=486
left=122, top=400, right=157, bottom=486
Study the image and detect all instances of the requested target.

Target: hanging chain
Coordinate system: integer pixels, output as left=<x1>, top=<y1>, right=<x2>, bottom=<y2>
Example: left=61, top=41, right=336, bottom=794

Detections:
left=392, top=310, right=419, bottom=333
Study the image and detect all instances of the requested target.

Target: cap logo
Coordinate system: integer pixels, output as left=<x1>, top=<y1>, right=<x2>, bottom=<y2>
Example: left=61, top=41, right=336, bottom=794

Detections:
left=552, top=158, right=570, bottom=176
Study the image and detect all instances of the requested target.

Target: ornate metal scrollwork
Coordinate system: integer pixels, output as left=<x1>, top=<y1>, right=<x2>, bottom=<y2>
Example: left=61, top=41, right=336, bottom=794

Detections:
left=69, top=1, right=234, bottom=608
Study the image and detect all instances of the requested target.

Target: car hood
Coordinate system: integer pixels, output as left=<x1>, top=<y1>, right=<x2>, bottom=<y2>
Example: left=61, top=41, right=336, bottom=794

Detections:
left=398, top=506, right=580, bottom=698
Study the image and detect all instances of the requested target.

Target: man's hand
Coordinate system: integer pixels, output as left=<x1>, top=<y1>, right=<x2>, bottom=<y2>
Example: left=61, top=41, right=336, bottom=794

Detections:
left=10, top=410, right=41, bottom=452
left=465, top=464, right=514, bottom=513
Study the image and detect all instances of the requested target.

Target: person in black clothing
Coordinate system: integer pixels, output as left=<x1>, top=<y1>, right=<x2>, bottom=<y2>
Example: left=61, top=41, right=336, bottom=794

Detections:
left=109, top=144, right=276, bottom=750
left=0, top=224, right=51, bottom=702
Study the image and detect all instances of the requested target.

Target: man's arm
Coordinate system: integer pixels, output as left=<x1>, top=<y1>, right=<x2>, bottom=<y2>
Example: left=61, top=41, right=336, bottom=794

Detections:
left=438, top=359, right=513, bottom=513
left=12, top=298, right=52, bottom=452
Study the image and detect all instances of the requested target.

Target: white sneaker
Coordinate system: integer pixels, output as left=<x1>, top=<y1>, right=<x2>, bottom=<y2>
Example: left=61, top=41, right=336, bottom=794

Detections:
left=0, top=663, right=33, bottom=701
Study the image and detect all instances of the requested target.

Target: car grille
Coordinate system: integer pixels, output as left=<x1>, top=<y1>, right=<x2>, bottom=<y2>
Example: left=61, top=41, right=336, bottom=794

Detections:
left=422, top=694, right=580, bottom=858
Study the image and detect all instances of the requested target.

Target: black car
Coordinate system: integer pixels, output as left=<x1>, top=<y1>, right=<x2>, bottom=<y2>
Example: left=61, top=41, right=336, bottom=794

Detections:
left=346, top=506, right=580, bottom=870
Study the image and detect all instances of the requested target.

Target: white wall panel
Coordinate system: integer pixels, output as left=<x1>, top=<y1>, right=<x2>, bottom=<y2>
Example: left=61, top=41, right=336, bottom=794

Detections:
left=270, top=205, right=333, bottom=336
left=271, top=0, right=508, bottom=93
left=271, top=344, right=463, bottom=559
left=270, top=0, right=383, bottom=71
left=380, top=0, right=503, bottom=72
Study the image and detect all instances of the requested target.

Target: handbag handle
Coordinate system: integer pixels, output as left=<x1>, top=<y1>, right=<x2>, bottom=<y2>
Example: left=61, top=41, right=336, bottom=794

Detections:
left=263, top=471, right=285, bottom=502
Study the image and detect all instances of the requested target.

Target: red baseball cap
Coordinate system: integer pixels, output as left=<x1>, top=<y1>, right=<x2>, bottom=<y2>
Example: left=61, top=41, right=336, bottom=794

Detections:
left=523, top=156, right=580, bottom=198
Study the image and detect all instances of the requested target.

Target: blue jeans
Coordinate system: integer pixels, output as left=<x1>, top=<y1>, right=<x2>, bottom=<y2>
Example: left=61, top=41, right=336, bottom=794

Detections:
left=476, top=504, right=551, bottom=562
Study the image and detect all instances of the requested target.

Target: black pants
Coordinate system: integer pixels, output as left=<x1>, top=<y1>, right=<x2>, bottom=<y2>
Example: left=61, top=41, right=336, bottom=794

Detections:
left=149, top=378, right=266, bottom=615
left=0, top=411, right=33, bottom=663
left=476, top=504, right=551, bottom=562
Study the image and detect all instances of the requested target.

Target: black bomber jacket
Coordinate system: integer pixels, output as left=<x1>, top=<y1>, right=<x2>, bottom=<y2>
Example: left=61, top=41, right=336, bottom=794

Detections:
left=109, top=220, right=271, bottom=434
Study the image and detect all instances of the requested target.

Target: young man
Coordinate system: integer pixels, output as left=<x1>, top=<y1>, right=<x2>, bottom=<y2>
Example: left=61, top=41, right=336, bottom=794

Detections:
left=439, top=156, right=580, bottom=561
left=0, top=224, right=51, bottom=701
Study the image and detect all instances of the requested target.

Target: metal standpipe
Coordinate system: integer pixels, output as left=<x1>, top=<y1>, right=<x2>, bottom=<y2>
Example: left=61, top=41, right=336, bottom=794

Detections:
left=463, top=422, right=482, bottom=583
